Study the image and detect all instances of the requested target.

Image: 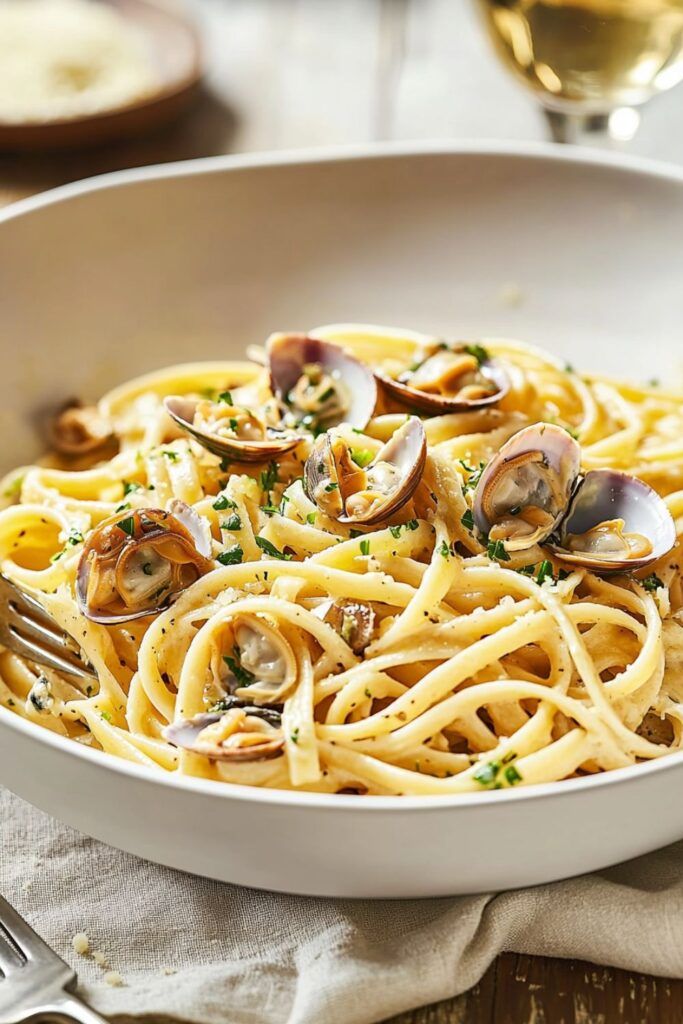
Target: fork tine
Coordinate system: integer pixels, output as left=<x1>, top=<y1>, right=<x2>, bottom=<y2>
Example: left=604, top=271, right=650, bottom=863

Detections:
left=0, top=922, right=25, bottom=976
left=0, top=577, right=63, bottom=632
left=0, top=574, right=96, bottom=682
left=6, top=625, right=95, bottom=683
left=0, top=893, right=68, bottom=969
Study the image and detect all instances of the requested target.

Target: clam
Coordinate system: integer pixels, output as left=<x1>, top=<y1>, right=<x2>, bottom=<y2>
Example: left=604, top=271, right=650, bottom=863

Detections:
left=76, top=502, right=214, bottom=624
left=163, top=702, right=284, bottom=762
left=51, top=401, right=113, bottom=457
left=267, top=333, right=377, bottom=431
left=472, top=423, right=676, bottom=573
left=304, top=416, right=426, bottom=525
left=473, top=424, right=581, bottom=552
left=222, top=612, right=298, bottom=704
left=550, top=469, right=676, bottom=572
left=376, top=341, right=509, bottom=414
left=315, top=598, right=376, bottom=655
left=164, top=395, right=301, bottom=463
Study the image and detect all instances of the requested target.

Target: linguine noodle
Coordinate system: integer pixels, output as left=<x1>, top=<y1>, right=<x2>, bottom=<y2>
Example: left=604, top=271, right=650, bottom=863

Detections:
left=1, top=323, right=683, bottom=796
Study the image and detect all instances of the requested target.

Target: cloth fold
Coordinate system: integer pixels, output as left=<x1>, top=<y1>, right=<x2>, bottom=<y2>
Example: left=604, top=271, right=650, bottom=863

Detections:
left=2, top=787, right=683, bottom=1024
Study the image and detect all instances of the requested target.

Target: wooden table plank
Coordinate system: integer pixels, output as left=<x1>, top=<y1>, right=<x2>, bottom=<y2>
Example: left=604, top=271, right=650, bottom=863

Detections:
left=383, top=954, right=683, bottom=1024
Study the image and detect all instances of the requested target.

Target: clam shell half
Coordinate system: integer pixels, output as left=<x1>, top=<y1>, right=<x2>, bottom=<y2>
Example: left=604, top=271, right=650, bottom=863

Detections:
left=551, top=469, right=676, bottom=573
left=164, top=396, right=301, bottom=463
left=473, top=423, right=582, bottom=552
left=267, top=333, right=377, bottom=430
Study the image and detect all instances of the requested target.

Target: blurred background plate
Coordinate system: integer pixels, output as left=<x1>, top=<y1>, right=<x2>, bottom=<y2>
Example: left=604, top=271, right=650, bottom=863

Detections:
left=0, top=0, right=201, bottom=151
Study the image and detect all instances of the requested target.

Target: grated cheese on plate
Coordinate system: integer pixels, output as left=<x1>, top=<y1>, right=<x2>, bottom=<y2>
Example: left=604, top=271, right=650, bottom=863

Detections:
left=0, top=0, right=158, bottom=124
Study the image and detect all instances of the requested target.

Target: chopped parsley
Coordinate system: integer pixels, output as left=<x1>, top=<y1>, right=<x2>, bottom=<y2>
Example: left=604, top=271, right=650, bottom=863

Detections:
left=535, top=559, right=554, bottom=585
left=642, top=573, right=664, bottom=593
left=306, top=512, right=317, bottom=525
left=224, top=648, right=256, bottom=687
left=487, top=539, right=510, bottom=563
left=391, top=520, right=419, bottom=539
left=260, top=462, right=279, bottom=496
left=67, top=529, right=84, bottom=546
left=218, top=390, right=233, bottom=404
left=457, top=458, right=475, bottom=474
left=473, top=760, right=501, bottom=787
left=359, top=539, right=371, bottom=557
left=460, top=509, right=474, bottom=531
left=256, top=536, right=292, bottom=560
left=290, top=727, right=300, bottom=745
left=217, top=546, right=243, bottom=566
left=463, top=343, right=489, bottom=366
left=100, top=711, right=112, bottom=723
left=438, top=539, right=450, bottom=559
left=115, top=502, right=131, bottom=514
left=517, top=564, right=536, bottom=576
left=212, top=494, right=235, bottom=511
left=221, top=513, right=242, bottom=532
left=564, top=362, right=574, bottom=374
left=261, top=505, right=280, bottom=517
left=462, top=461, right=487, bottom=490
left=160, top=449, right=179, bottom=462
left=117, top=516, right=136, bottom=537
left=123, top=480, right=142, bottom=496
left=504, top=764, right=523, bottom=785
left=324, top=482, right=339, bottom=492
left=350, top=448, right=375, bottom=469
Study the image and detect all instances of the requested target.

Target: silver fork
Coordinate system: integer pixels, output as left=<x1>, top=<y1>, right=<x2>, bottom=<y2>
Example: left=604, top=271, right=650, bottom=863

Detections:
left=0, top=575, right=95, bottom=684
left=0, top=892, right=108, bottom=1023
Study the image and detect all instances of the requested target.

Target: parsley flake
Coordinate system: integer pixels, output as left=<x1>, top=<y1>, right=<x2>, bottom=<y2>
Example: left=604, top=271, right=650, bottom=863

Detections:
left=217, top=546, right=243, bottom=566
left=487, top=539, right=510, bottom=563
left=256, top=536, right=292, bottom=560
left=463, top=343, right=489, bottom=366
left=117, top=516, right=135, bottom=537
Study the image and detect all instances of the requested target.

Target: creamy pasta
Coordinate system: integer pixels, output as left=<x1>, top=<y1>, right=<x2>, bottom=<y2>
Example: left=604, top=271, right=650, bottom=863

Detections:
left=2, top=323, right=683, bottom=796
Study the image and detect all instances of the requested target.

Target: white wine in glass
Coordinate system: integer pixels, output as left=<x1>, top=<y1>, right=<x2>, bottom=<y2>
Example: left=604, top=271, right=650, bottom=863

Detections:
left=476, top=0, right=683, bottom=142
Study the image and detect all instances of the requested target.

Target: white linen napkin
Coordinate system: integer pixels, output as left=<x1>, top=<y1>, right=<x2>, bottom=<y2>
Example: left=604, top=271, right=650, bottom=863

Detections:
left=2, top=786, right=683, bottom=1024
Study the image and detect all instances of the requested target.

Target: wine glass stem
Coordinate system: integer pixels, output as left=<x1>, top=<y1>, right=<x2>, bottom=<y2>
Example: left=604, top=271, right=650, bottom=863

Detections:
left=543, top=106, right=641, bottom=146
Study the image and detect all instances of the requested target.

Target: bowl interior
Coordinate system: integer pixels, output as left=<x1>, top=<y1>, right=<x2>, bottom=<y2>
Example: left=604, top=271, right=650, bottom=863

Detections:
left=0, top=145, right=681, bottom=470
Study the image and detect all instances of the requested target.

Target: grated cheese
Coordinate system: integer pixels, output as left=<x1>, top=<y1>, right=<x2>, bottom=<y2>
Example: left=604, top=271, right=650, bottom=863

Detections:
left=0, top=0, right=158, bottom=124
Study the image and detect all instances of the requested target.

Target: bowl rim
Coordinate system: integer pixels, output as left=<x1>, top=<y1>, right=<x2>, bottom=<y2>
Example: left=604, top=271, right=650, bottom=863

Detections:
left=2, top=137, right=683, bottom=813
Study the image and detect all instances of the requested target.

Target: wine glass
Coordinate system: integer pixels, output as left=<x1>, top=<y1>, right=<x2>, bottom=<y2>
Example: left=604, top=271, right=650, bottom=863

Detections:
left=474, top=0, right=683, bottom=145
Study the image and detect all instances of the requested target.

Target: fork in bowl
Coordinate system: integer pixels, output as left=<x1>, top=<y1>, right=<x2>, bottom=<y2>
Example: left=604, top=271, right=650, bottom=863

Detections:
left=0, top=574, right=95, bottom=683
left=0, top=891, right=108, bottom=1024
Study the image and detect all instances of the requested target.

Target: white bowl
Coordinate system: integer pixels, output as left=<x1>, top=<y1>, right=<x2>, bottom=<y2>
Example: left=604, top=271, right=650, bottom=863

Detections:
left=1, top=142, right=683, bottom=898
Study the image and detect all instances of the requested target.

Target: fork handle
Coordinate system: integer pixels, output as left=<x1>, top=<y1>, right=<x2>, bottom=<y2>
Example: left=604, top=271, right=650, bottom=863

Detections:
left=37, top=994, right=111, bottom=1024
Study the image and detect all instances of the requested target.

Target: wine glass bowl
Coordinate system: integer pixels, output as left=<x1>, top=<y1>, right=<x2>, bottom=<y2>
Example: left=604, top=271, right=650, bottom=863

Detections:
left=475, top=0, right=683, bottom=143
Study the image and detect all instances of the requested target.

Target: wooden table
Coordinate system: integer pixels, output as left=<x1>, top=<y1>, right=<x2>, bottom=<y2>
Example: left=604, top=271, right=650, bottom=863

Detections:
left=3, top=2, right=683, bottom=1020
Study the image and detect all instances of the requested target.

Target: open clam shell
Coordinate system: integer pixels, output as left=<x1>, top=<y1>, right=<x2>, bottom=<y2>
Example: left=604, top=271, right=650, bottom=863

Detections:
left=376, top=342, right=509, bottom=414
left=164, top=396, right=301, bottom=463
left=225, top=612, right=298, bottom=704
left=304, top=416, right=426, bottom=526
left=163, top=704, right=284, bottom=762
left=76, top=503, right=214, bottom=624
left=473, top=423, right=581, bottom=552
left=267, top=333, right=377, bottom=430
left=551, top=469, right=676, bottom=573
left=50, top=401, right=114, bottom=457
